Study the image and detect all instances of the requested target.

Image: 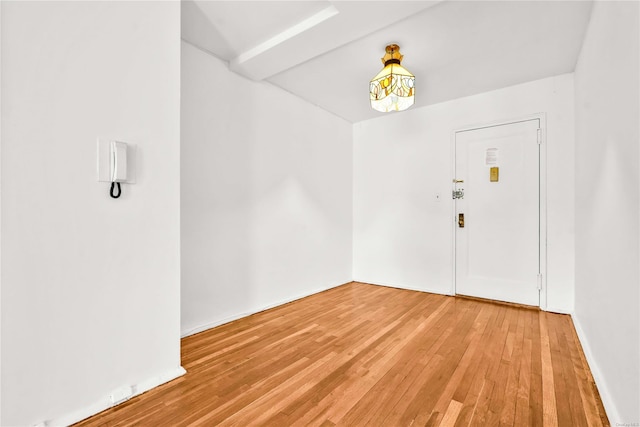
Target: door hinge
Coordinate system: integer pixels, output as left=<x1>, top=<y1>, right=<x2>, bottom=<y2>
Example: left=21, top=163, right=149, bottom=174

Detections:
left=537, top=128, right=542, bottom=145
left=537, top=274, right=542, bottom=290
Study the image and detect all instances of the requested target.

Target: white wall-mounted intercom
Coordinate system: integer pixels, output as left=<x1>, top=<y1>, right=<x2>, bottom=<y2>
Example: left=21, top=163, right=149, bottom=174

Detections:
left=97, top=138, right=136, bottom=198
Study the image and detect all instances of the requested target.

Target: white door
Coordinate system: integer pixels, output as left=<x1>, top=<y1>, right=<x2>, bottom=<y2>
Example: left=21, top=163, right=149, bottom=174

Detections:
left=454, top=119, right=541, bottom=306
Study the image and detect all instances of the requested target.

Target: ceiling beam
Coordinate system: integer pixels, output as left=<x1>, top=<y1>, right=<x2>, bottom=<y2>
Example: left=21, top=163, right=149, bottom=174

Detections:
left=230, top=4, right=339, bottom=79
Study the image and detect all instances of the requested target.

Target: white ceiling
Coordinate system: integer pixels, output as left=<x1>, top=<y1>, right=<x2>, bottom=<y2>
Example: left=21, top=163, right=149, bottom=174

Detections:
left=182, top=1, right=593, bottom=123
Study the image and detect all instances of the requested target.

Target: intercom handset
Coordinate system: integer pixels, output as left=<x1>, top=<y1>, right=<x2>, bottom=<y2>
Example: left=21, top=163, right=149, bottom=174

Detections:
left=111, top=141, right=128, bottom=182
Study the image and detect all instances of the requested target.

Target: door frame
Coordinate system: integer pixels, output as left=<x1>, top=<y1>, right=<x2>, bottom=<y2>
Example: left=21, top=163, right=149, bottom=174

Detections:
left=450, top=114, right=548, bottom=310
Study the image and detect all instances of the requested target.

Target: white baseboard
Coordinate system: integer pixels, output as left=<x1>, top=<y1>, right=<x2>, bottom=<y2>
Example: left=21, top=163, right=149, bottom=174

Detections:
left=353, top=278, right=452, bottom=296
left=571, top=314, right=619, bottom=425
left=46, top=366, right=186, bottom=427
left=544, top=306, right=573, bottom=315
left=355, top=280, right=578, bottom=315
left=181, top=281, right=350, bottom=338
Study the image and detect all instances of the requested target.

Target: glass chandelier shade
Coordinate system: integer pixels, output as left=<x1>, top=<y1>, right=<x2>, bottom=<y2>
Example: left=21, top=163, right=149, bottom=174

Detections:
left=369, top=44, right=415, bottom=113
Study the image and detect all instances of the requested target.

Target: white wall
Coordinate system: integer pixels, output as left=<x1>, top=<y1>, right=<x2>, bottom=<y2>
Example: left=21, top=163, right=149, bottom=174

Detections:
left=0, top=2, right=3, bottom=423
left=573, top=1, right=639, bottom=424
left=181, top=42, right=353, bottom=336
left=1, top=2, right=182, bottom=426
left=353, top=74, right=575, bottom=312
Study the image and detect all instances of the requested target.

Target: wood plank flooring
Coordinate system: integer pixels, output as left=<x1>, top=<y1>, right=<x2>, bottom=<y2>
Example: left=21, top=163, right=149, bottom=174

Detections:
left=75, top=282, right=609, bottom=426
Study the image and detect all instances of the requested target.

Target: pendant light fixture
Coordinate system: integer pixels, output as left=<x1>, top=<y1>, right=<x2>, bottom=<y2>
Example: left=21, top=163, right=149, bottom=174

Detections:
left=369, top=44, right=415, bottom=113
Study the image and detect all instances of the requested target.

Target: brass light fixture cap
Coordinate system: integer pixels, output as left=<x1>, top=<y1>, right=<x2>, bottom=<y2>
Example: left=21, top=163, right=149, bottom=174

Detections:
left=381, top=44, right=404, bottom=65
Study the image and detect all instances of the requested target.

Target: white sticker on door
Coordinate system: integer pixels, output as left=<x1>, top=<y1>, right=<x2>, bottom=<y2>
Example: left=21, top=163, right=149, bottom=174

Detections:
left=485, top=148, right=499, bottom=166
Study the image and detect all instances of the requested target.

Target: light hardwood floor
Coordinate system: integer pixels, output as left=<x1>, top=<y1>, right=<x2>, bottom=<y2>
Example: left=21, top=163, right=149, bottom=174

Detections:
left=75, top=282, right=608, bottom=426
